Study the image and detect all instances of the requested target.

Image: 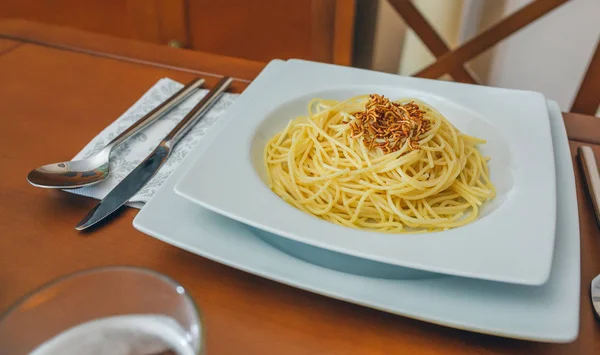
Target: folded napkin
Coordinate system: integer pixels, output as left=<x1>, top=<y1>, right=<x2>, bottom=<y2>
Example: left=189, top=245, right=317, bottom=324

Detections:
left=67, top=78, right=238, bottom=208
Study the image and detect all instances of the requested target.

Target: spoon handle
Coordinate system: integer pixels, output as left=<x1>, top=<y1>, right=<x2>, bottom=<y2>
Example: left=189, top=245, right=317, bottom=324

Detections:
left=578, top=146, right=600, bottom=229
left=104, top=77, right=205, bottom=152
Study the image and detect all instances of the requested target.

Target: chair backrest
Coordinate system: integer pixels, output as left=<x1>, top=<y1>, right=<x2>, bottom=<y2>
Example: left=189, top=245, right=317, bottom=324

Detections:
left=571, top=39, right=600, bottom=115
left=389, top=0, right=599, bottom=116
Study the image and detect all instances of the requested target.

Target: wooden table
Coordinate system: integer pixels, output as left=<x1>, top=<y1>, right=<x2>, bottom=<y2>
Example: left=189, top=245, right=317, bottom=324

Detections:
left=0, top=20, right=599, bottom=354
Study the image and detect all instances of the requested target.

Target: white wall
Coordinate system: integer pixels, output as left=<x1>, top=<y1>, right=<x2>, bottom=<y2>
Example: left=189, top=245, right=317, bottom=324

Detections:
left=372, top=0, right=406, bottom=73
left=487, top=0, right=600, bottom=111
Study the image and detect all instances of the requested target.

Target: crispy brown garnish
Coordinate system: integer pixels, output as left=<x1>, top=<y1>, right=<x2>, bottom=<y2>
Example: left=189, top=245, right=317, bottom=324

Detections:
left=349, top=94, right=430, bottom=154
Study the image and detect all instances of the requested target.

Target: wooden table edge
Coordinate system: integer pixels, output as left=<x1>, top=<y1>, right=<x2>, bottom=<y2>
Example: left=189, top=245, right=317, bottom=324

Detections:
left=0, top=19, right=266, bottom=83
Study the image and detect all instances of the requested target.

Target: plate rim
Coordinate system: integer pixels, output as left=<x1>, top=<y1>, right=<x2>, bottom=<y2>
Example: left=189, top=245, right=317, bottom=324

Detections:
left=173, top=59, right=557, bottom=285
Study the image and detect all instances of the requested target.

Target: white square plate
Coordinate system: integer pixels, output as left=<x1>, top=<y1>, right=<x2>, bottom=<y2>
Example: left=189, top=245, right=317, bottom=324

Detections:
left=133, top=91, right=579, bottom=342
left=174, top=59, right=556, bottom=285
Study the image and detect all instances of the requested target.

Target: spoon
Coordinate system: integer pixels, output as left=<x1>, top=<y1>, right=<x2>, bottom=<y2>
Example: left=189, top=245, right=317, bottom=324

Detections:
left=27, top=78, right=205, bottom=189
left=577, top=146, right=600, bottom=320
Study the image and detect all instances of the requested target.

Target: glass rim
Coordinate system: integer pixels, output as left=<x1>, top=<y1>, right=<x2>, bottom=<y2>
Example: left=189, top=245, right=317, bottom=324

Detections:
left=0, top=265, right=203, bottom=333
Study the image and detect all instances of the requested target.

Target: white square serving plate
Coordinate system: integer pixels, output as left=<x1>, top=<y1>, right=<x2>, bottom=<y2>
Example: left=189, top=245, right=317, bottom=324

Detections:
left=133, top=94, right=579, bottom=342
left=174, top=59, right=556, bottom=285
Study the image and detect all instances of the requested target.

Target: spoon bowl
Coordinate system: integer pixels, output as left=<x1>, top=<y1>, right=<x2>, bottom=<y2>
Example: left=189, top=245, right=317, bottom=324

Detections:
left=26, top=77, right=205, bottom=189
left=27, top=148, right=111, bottom=189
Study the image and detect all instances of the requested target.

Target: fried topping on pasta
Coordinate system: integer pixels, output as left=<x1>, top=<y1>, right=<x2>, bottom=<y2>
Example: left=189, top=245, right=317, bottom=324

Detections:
left=349, top=94, right=430, bottom=153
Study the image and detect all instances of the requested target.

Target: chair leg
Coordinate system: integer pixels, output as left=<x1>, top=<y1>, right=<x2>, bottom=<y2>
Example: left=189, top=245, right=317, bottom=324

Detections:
left=571, top=38, right=600, bottom=116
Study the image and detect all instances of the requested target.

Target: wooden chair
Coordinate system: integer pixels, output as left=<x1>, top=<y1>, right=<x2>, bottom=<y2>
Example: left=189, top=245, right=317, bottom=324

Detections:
left=388, top=0, right=600, bottom=116
left=572, top=39, right=600, bottom=115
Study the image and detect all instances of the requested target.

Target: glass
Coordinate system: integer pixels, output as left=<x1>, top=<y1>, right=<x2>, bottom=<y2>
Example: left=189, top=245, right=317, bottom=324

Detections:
left=0, top=266, right=202, bottom=355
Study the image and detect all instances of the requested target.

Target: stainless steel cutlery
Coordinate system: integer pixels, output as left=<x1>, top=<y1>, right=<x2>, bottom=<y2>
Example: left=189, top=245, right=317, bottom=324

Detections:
left=27, top=78, right=206, bottom=189
left=75, top=77, right=233, bottom=230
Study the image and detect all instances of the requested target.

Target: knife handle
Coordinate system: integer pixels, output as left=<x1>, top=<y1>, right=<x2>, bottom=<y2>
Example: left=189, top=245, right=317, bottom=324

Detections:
left=578, top=146, right=600, bottom=229
left=105, top=77, right=205, bottom=152
left=164, top=76, right=233, bottom=147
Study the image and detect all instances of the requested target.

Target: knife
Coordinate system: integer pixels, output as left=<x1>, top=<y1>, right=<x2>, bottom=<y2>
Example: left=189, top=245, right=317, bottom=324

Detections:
left=578, top=146, right=600, bottom=320
left=76, top=76, right=234, bottom=230
left=578, top=146, right=600, bottom=228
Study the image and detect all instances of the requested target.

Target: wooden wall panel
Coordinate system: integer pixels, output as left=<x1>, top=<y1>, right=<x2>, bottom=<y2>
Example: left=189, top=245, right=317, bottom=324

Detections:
left=186, top=0, right=347, bottom=63
left=333, top=0, right=356, bottom=66
left=0, top=0, right=187, bottom=45
left=0, top=0, right=138, bottom=40
left=0, top=0, right=354, bottom=63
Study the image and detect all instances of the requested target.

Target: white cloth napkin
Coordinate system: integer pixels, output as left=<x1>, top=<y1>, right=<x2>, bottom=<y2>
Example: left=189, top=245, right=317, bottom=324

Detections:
left=67, top=78, right=239, bottom=208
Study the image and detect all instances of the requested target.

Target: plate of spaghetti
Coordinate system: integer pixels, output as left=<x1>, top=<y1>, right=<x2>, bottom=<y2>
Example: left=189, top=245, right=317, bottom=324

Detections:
left=264, top=94, right=496, bottom=233
left=175, top=59, right=556, bottom=285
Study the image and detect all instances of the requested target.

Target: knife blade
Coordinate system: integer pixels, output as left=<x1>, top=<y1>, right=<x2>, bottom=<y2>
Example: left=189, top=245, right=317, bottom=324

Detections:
left=76, top=76, right=233, bottom=230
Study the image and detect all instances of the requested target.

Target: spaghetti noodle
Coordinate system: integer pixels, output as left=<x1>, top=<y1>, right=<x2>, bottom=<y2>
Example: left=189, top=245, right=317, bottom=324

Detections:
left=264, top=94, right=495, bottom=233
